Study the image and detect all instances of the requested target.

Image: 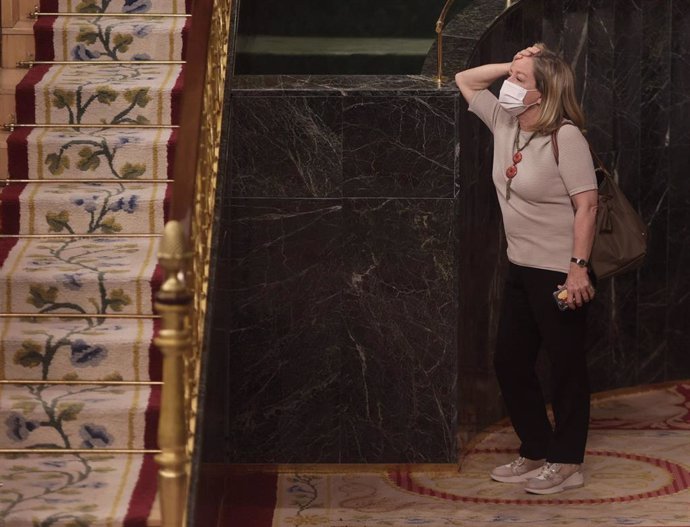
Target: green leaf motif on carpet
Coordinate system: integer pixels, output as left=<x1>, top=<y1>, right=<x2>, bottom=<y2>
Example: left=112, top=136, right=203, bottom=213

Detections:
left=76, top=147, right=101, bottom=171
left=52, top=89, right=76, bottom=110
left=76, top=0, right=102, bottom=13
left=27, top=285, right=59, bottom=309
left=46, top=211, right=72, bottom=233
left=45, top=153, right=70, bottom=176
left=57, top=403, right=85, bottom=422
left=107, top=289, right=132, bottom=312
left=120, top=162, right=146, bottom=179
left=11, top=400, right=38, bottom=415
left=13, top=340, right=44, bottom=369
left=76, top=26, right=99, bottom=46
left=99, top=217, right=123, bottom=234
left=124, top=88, right=151, bottom=109
left=113, top=34, right=134, bottom=54
left=95, top=87, right=119, bottom=106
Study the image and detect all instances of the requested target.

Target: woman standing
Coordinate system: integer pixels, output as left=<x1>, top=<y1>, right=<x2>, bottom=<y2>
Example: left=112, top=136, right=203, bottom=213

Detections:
left=455, top=44, right=598, bottom=495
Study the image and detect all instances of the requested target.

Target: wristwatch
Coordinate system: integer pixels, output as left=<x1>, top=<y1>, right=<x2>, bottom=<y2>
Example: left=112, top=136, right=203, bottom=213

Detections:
left=570, top=257, right=589, bottom=268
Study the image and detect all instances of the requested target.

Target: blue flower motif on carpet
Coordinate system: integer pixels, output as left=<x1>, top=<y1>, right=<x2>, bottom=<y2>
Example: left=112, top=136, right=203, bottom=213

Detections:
left=123, top=0, right=152, bottom=14
left=72, top=44, right=102, bottom=61
left=5, top=412, right=39, bottom=442
left=79, top=424, right=114, bottom=448
left=70, top=339, right=108, bottom=367
left=108, top=195, right=139, bottom=213
left=62, top=273, right=83, bottom=291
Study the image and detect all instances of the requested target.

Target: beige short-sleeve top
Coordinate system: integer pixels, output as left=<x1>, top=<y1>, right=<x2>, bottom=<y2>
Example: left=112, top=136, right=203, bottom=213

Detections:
left=468, top=89, right=598, bottom=274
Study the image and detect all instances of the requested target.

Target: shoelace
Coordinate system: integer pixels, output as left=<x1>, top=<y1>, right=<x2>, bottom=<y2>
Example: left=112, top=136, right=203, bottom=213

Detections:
left=510, top=457, right=527, bottom=468
left=535, top=462, right=562, bottom=480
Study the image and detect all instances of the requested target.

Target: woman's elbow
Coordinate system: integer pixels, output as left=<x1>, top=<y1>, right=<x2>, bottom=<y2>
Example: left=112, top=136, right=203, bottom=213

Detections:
left=455, top=71, right=465, bottom=90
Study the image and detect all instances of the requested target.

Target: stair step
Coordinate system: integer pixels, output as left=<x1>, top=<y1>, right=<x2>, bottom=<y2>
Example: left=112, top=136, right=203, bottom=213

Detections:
left=0, top=383, right=160, bottom=449
left=1, top=0, right=36, bottom=28
left=1, top=19, right=35, bottom=68
left=16, top=64, right=184, bottom=125
left=0, top=453, right=160, bottom=524
left=0, top=181, right=170, bottom=235
left=2, top=317, right=162, bottom=381
left=0, top=236, right=162, bottom=315
left=35, top=15, right=189, bottom=62
left=0, top=131, right=8, bottom=179
left=8, top=126, right=177, bottom=180
left=40, top=0, right=192, bottom=14
left=0, top=68, right=27, bottom=124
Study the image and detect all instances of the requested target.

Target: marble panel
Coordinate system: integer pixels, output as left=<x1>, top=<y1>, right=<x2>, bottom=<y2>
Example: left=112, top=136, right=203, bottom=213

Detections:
left=671, top=1, right=690, bottom=147
left=542, top=0, right=565, bottom=51
left=641, top=0, right=672, bottom=150
left=636, top=146, right=669, bottom=383
left=342, top=97, right=456, bottom=198
left=223, top=199, right=344, bottom=462
left=585, top=0, right=615, bottom=152
left=340, top=198, right=457, bottom=462
left=613, top=0, right=642, bottom=152
left=561, top=1, right=588, bottom=96
left=667, top=146, right=690, bottom=376
left=230, top=97, right=342, bottom=198
left=200, top=327, right=230, bottom=462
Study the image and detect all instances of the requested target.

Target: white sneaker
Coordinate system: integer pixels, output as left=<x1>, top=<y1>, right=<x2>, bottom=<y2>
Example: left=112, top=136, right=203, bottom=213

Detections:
left=490, top=456, right=545, bottom=483
left=524, top=462, right=584, bottom=494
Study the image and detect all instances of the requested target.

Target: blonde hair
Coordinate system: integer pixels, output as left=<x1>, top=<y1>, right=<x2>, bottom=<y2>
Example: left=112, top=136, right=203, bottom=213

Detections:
left=530, top=43, right=585, bottom=135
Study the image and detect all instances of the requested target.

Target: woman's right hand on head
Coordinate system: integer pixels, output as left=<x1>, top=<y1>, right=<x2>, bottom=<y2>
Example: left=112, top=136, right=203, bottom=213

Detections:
left=513, top=45, right=542, bottom=63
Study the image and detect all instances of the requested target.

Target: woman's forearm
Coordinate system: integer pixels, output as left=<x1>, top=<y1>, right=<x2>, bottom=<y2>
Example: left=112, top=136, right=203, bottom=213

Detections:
left=455, top=62, right=511, bottom=91
left=571, top=205, right=597, bottom=263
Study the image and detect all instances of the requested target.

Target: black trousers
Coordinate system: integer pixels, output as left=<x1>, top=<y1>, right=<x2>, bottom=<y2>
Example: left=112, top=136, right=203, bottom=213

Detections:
left=494, top=263, right=592, bottom=464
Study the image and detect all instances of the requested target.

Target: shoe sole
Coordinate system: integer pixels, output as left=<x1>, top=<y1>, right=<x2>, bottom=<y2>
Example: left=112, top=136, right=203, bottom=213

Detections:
left=490, top=466, right=543, bottom=484
left=524, top=471, right=584, bottom=495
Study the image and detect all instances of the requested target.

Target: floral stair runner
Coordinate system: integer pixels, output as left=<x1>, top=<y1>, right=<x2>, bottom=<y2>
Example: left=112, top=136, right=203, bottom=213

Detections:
left=0, top=0, right=189, bottom=524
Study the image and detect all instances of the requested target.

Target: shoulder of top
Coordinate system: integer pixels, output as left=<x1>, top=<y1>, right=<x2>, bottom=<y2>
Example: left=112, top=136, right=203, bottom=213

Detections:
left=556, top=122, right=585, bottom=139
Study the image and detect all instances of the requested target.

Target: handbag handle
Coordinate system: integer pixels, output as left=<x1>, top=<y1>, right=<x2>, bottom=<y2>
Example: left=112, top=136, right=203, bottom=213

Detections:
left=551, top=124, right=609, bottom=177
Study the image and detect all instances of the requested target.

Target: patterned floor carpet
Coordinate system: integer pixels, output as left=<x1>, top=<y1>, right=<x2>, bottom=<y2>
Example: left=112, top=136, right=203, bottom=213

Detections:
left=222, top=381, right=690, bottom=527
left=0, top=0, right=188, bottom=524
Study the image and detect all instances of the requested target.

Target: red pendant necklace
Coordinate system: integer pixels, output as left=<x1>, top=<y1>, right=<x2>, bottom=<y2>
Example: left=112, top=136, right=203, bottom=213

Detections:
left=506, top=125, right=536, bottom=200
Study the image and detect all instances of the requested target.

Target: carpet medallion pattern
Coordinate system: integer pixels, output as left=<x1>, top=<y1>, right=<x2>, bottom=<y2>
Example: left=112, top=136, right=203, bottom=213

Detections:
left=265, top=383, right=690, bottom=527
left=0, top=0, right=186, bottom=524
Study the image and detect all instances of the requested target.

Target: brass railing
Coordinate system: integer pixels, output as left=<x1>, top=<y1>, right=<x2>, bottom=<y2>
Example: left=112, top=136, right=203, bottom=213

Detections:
left=435, top=0, right=456, bottom=85
left=154, top=0, right=234, bottom=524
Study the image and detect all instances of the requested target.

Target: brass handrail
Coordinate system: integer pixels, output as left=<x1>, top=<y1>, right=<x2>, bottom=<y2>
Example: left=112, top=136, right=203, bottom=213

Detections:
left=435, top=0, right=456, bottom=86
left=154, top=0, right=232, bottom=524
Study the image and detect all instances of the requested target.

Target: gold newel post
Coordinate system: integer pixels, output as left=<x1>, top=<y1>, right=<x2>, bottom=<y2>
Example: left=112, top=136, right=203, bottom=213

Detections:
left=155, top=220, right=194, bottom=527
left=435, top=0, right=456, bottom=86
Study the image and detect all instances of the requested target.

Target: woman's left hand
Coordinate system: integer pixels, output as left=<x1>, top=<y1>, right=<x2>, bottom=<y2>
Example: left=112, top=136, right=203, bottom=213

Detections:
left=559, top=265, right=595, bottom=310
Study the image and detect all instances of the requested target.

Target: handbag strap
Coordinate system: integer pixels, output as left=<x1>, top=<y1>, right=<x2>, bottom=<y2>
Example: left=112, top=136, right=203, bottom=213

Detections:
left=551, top=123, right=608, bottom=174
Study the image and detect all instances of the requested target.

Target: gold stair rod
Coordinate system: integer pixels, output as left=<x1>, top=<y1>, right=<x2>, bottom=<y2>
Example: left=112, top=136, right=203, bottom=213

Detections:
left=18, top=60, right=186, bottom=68
left=0, top=448, right=161, bottom=454
left=0, top=380, right=163, bottom=386
left=0, top=234, right=163, bottom=239
left=0, top=313, right=161, bottom=320
left=30, top=8, right=191, bottom=18
left=1, top=179, right=169, bottom=184
left=3, top=122, right=179, bottom=132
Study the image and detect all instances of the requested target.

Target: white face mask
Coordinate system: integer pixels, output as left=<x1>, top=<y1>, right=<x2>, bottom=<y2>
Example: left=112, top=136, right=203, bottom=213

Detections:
left=498, top=80, right=539, bottom=116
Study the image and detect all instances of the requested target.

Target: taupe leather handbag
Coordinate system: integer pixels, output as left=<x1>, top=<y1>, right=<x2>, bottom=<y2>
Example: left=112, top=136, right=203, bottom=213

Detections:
left=552, top=127, right=649, bottom=280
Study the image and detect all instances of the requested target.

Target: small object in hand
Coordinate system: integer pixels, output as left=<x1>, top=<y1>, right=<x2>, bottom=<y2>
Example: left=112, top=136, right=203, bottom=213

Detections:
left=553, top=288, right=569, bottom=311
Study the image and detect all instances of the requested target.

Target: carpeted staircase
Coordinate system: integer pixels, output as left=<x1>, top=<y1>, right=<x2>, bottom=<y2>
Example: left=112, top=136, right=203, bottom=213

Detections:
left=0, top=0, right=190, bottom=524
